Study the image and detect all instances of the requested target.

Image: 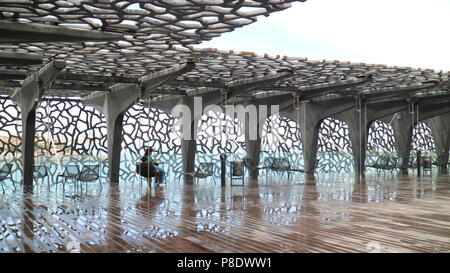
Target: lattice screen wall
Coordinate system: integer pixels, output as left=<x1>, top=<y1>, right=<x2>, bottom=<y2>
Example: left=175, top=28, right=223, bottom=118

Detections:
left=0, top=98, right=438, bottom=179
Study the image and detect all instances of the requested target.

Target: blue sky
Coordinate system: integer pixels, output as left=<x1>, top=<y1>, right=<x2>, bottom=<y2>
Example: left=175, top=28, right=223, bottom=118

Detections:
left=202, top=0, right=450, bottom=71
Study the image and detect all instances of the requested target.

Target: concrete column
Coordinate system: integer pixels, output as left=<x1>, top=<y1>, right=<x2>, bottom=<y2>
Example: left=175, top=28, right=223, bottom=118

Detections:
left=99, top=84, right=139, bottom=183
left=153, top=93, right=223, bottom=184
left=108, top=113, right=125, bottom=183
left=245, top=136, right=261, bottom=177
left=21, top=106, right=37, bottom=186
left=337, top=99, right=410, bottom=177
left=425, top=113, right=450, bottom=173
left=152, top=98, right=197, bottom=175
left=389, top=111, right=414, bottom=172
left=106, top=111, right=128, bottom=184
left=281, top=97, right=357, bottom=175
left=243, top=102, right=270, bottom=177
left=385, top=104, right=450, bottom=174
left=11, top=60, right=65, bottom=186
left=15, top=74, right=39, bottom=186
left=82, top=62, right=195, bottom=183
left=181, top=138, right=197, bottom=175
left=178, top=96, right=202, bottom=176
left=336, top=107, right=371, bottom=177
left=296, top=102, right=322, bottom=174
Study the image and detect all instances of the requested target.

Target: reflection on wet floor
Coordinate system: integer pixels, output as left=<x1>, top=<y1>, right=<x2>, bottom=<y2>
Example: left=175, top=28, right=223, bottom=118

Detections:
left=0, top=172, right=449, bottom=253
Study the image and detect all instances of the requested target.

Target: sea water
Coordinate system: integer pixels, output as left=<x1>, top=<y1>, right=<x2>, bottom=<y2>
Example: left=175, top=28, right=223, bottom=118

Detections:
left=0, top=151, right=364, bottom=186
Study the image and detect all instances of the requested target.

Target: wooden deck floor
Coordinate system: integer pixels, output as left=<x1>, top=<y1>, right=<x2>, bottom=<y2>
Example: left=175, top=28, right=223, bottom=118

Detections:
left=0, top=172, right=449, bottom=253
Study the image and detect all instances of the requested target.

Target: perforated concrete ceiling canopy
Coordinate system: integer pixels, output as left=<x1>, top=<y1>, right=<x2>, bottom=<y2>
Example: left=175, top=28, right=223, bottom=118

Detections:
left=0, top=0, right=449, bottom=102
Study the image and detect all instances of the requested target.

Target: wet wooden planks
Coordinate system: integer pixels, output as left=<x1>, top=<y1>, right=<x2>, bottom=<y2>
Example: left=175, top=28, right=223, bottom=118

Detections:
left=0, top=173, right=449, bottom=253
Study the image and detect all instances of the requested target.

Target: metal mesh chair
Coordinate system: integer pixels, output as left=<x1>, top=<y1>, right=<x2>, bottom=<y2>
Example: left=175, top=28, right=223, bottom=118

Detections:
left=230, top=160, right=244, bottom=186
left=184, top=162, right=216, bottom=184
left=263, top=157, right=275, bottom=169
left=407, top=156, right=417, bottom=169
left=260, top=156, right=275, bottom=175
left=32, top=165, right=49, bottom=187
left=367, top=156, right=387, bottom=168
left=432, top=155, right=448, bottom=171
left=421, top=156, right=432, bottom=176
left=271, top=157, right=291, bottom=178
left=243, top=157, right=267, bottom=176
left=57, top=165, right=80, bottom=186
left=0, top=164, right=13, bottom=193
left=77, top=165, right=101, bottom=189
left=290, top=159, right=320, bottom=175
left=382, top=157, right=399, bottom=172
left=367, top=156, right=389, bottom=176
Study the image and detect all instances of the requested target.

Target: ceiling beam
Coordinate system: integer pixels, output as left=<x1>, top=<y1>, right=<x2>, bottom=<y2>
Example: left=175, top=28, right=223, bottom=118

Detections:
left=140, top=61, right=196, bottom=99
left=51, top=83, right=109, bottom=92
left=0, top=82, right=189, bottom=96
left=297, top=77, right=372, bottom=100
left=310, top=82, right=441, bottom=103
left=185, top=69, right=294, bottom=96
left=247, top=77, right=371, bottom=101
left=0, top=51, right=43, bottom=65
left=227, top=69, right=294, bottom=96
left=0, top=69, right=28, bottom=80
left=0, top=80, right=20, bottom=88
left=0, top=70, right=140, bottom=83
left=82, top=61, right=195, bottom=111
left=56, top=72, right=139, bottom=84
left=358, top=82, right=439, bottom=102
left=0, top=69, right=296, bottom=92
left=147, top=94, right=182, bottom=104
left=10, top=60, right=66, bottom=108
left=0, top=20, right=123, bottom=43
left=417, top=92, right=450, bottom=105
